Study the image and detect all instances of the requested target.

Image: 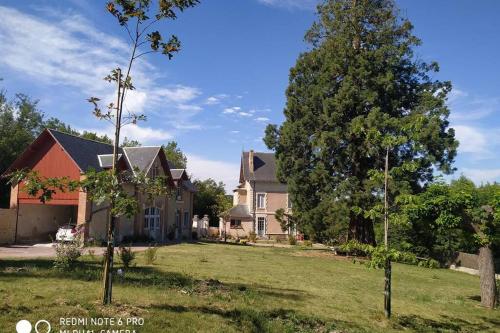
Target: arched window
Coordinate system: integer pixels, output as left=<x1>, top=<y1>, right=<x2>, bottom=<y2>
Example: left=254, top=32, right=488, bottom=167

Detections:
left=144, top=207, right=160, bottom=231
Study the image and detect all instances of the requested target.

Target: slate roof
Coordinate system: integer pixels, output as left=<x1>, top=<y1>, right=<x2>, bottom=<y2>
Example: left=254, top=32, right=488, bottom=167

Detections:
left=241, top=151, right=278, bottom=182
left=122, top=147, right=161, bottom=174
left=227, top=204, right=252, bottom=219
left=49, top=129, right=115, bottom=172
left=181, top=180, right=197, bottom=192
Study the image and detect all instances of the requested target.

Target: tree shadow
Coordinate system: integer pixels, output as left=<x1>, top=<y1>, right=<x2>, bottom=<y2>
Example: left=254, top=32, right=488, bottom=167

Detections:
left=394, top=314, right=497, bottom=332
left=144, top=304, right=363, bottom=333
left=0, top=258, right=309, bottom=302
left=467, top=295, right=481, bottom=302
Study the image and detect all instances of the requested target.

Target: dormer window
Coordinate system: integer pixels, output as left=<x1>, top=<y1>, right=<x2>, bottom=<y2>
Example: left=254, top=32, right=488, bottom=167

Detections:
left=176, top=186, right=183, bottom=201
left=257, top=193, right=266, bottom=209
left=151, top=164, right=159, bottom=179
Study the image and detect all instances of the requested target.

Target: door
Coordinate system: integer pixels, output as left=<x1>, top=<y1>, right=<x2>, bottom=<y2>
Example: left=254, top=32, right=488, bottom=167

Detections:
left=145, top=207, right=161, bottom=240
left=257, top=217, right=266, bottom=237
left=175, top=209, right=182, bottom=240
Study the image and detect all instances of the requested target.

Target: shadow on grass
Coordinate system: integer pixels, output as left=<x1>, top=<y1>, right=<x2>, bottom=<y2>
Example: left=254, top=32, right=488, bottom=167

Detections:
left=145, top=304, right=363, bottom=333
left=0, top=258, right=309, bottom=302
left=394, top=314, right=498, bottom=332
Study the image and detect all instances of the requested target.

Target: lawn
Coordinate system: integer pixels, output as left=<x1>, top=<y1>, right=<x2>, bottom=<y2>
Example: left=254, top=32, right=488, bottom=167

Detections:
left=0, top=243, right=498, bottom=332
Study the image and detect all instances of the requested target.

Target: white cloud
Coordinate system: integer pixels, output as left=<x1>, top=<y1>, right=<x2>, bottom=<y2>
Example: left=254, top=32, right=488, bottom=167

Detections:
left=448, top=88, right=498, bottom=122
left=155, top=85, right=201, bottom=103
left=458, top=168, right=500, bottom=184
left=257, top=0, right=317, bottom=10
left=453, top=125, right=488, bottom=155
left=0, top=6, right=203, bottom=132
left=205, top=94, right=228, bottom=105
left=186, top=154, right=240, bottom=193
left=177, top=104, right=203, bottom=112
left=238, top=112, right=252, bottom=117
left=82, top=124, right=172, bottom=145
left=0, top=6, right=128, bottom=94
left=230, top=130, right=240, bottom=134
left=255, top=117, right=270, bottom=122
left=223, top=106, right=241, bottom=114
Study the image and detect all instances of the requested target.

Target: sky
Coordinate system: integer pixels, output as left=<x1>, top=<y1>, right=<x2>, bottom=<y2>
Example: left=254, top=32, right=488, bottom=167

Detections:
left=0, top=0, right=499, bottom=192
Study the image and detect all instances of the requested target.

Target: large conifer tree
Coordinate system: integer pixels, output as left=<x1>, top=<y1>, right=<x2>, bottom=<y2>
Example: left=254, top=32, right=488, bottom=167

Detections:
left=264, top=0, right=458, bottom=244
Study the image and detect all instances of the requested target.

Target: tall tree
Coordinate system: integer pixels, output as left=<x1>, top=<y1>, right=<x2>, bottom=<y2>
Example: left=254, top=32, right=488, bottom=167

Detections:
left=163, top=141, right=187, bottom=169
left=264, top=0, right=457, bottom=244
left=8, top=0, right=198, bottom=306
left=0, top=93, right=44, bottom=207
left=402, top=178, right=499, bottom=308
left=193, top=178, right=231, bottom=226
left=121, top=136, right=141, bottom=147
left=89, top=0, right=198, bottom=305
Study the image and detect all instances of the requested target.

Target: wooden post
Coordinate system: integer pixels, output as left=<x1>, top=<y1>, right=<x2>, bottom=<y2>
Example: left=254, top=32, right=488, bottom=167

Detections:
left=102, top=68, right=121, bottom=305
left=383, top=147, right=391, bottom=318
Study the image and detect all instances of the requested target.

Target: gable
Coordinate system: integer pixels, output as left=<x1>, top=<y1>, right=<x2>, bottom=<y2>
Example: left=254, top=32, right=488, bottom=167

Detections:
left=8, top=131, right=81, bottom=205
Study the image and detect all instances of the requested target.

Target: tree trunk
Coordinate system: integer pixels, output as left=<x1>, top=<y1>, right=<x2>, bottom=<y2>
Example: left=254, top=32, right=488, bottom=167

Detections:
left=348, top=214, right=376, bottom=245
left=101, top=68, right=122, bottom=305
left=384, top=259, right=391, bottom=318
left=479, top=245, right=497, bottom=309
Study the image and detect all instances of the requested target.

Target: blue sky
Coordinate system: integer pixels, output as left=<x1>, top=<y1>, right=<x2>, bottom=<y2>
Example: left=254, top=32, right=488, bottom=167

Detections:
left=0, top=0, right=498, bottom=191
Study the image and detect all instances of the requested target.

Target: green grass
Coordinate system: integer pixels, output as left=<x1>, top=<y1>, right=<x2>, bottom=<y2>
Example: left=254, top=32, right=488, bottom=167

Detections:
left=0, top=243, right=498, bottom=332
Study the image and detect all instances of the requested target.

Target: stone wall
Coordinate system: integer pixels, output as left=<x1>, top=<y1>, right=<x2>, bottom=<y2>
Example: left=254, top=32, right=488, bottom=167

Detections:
left=0, top=209, right=16, bottom=244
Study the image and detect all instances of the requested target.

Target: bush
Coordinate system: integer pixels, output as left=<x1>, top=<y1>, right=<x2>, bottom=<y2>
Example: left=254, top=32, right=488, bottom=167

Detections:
left=192, top=231, right=198, bottom=240
left=118, top=245, right=136, bottom=268
left=54, top=234, right=83, bottom=270
left=249, top=232, right=257, bottom=243
left=288, top=235, right=297, bottom=245
left=303, top=240, right=313, bottom=247
left=144, top=245, right=158, bottom=265
left=338, top=240, right=440, bottom=269
left=121, top=234, right=152, bottom=243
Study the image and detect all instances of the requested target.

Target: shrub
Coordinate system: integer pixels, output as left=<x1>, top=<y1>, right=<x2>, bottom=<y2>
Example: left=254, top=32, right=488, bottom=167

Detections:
left=144, top=245, right=158, bottom=265
left=118, top=245, right=136, bottom=268
left=54, top=233, right=83, bottom=270
left=288, top=235, right=297, bottom=245
left=122, top=234, right=152, bottom=243
left=248, top=232, right=257, bottom=243
left=303, top=240, right=313, bottom=247
left=192, top=231, right=198, bottom=240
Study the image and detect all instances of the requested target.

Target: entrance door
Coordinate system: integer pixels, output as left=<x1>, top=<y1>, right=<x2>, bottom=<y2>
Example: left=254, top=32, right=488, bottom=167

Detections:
left=145, top=207, right=161, bottom=240
left=175, top=209, right=182, bottom=240
left=257, top=217, right=266, bottom=237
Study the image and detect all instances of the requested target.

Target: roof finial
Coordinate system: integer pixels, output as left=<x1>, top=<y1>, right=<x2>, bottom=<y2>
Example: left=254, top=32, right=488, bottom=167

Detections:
left=249, top=149, right=254, bottom=173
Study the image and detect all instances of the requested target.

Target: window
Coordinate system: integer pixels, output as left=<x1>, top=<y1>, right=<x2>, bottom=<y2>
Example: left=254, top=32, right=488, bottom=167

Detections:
left=144, top=207, right=160, bottom=230
left=230, top=219, right=241, bottom=228
left=257, top=217, right=266, bottom=236
left=176, top=186, right=183, bottom=201
left=287, top=194, right=292, bottom=209
left=151, top=164, right=159, bottom=179
left=184, top=211, right=190, bottom=228
left=175, top=209, right=181, bottom=228
left=257, top=193, right=266, bottom=209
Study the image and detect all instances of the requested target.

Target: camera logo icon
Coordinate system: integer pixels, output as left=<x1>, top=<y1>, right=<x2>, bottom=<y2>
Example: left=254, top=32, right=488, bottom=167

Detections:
left=16, top=319, right=51, bottom=333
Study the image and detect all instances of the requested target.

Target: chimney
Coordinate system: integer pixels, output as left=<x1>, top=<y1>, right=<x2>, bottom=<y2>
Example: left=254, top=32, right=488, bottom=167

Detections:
left=249, top=150, right=254, bottom=173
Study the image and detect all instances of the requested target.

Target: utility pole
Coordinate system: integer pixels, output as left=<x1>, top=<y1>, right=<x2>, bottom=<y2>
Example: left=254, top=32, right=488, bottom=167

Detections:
left=383, top=147, right=391, bottom=318
left=102, top=68, right=121, bottom=305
